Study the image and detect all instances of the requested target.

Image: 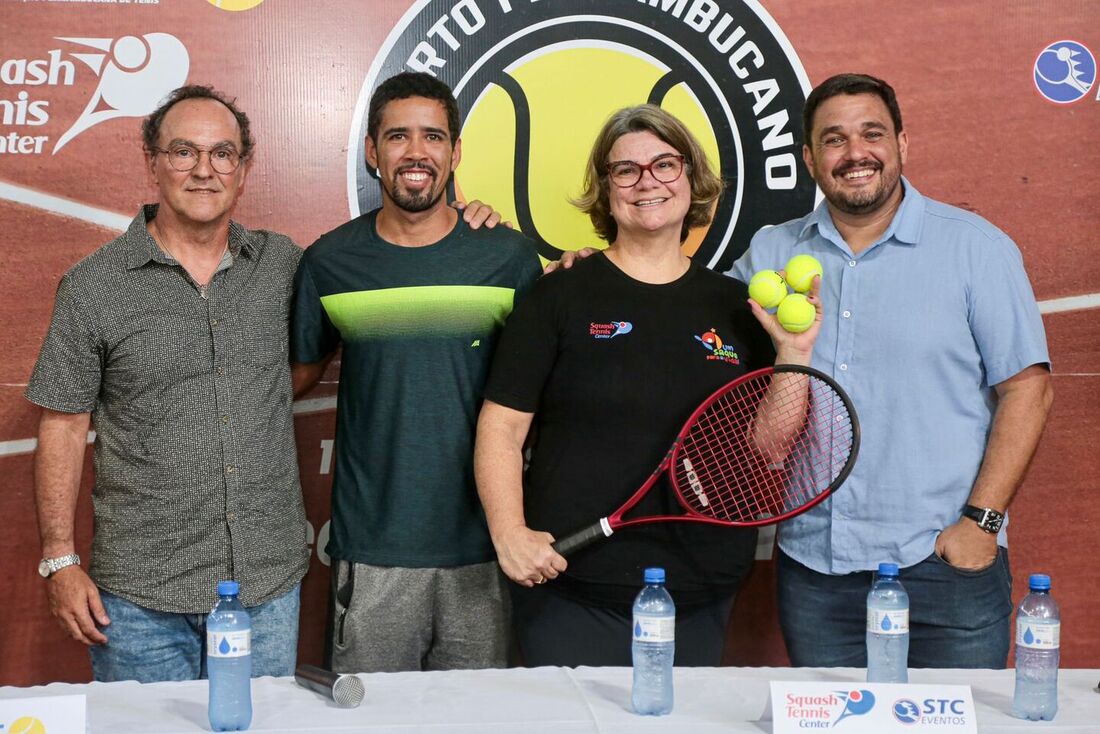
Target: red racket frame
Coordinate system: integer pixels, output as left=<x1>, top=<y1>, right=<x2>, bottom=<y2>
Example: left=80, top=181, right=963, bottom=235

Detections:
left=551, top=364, right=860, bottom=556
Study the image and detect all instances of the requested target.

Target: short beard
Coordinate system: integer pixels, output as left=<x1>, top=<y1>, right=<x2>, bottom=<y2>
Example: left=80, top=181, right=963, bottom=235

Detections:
left=826, top=161, right=900, bottom=216
left=830, top=185, right=892, bottom=215
left=387, top=181, right=446, bottom=213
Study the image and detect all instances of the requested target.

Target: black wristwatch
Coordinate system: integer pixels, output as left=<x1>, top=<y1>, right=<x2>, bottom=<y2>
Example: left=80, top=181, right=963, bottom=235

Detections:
left=961, top=505, right=1004, bottom=534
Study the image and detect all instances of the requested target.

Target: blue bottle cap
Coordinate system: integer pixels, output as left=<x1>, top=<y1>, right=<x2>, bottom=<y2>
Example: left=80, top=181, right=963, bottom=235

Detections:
left=217, top=580, right=240, bottom=596
left=877, top=563, right=899, bottom=577
left=1028, top=573, right=1051, bottom=591
left=644, top=567, right=666, bottom=584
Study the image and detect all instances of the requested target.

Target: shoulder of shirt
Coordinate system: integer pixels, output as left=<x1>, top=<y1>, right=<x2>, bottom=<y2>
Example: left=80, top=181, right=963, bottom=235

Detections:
left=545, top=250, right=605, bottom=281
left=519, top=249, right=600, bottom=299
left=692, top=261, right=749, bottom=292
left=918, top=195, right=1013, bottom=246
left=304, top=212, right=374, bottom=260
left=236, top=223, right=302, bottom=262
left=458, top=221, right=540, bottom=260
left=751, top=211, right=817, bottom=247
left=59, top=230, right=135, bottom=286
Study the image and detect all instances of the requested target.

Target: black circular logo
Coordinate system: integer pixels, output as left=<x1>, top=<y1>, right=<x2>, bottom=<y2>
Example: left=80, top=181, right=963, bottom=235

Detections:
left=349, top=0, right=816, bottom=270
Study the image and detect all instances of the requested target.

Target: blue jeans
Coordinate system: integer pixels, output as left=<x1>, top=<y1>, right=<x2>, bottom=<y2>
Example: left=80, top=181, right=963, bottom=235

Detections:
left=777, top=548, right=1012, bottom=668
left=90, top=584, right=301, bottom=683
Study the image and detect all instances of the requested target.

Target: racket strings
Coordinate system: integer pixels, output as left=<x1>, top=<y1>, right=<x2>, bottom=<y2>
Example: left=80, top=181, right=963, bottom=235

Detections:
left=672, top=373, right=854, bottom=523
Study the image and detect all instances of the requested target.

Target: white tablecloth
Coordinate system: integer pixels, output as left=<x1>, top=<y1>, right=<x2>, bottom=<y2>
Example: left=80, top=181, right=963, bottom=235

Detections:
left=3, top=666, right=1098, bottom=733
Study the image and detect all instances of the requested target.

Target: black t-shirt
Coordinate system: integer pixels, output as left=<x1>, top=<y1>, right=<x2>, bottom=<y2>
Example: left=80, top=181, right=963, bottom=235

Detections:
left=484, top=253, right=776, bottom=608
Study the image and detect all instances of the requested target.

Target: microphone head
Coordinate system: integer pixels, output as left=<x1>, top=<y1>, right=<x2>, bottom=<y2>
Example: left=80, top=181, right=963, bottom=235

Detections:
left=294, top=664, right=365, bottom=708
left=332, top=674, right=365, bottom=708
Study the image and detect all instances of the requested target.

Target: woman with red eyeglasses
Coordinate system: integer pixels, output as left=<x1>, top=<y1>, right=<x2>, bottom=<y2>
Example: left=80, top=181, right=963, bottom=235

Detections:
left=474, top=105, right=822, bottom=667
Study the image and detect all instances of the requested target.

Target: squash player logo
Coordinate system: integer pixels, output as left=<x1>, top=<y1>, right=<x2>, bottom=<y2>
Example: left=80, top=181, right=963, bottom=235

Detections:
left=53, top=33, right=190, bottom=152
left=348, top=0, right=816, bottom=271
left=1033, top=40, right=1096, bottom=104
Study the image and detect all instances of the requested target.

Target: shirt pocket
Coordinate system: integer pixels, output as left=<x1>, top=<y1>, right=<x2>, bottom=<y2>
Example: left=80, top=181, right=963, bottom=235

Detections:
left=236, top=298, right=290, bottom=368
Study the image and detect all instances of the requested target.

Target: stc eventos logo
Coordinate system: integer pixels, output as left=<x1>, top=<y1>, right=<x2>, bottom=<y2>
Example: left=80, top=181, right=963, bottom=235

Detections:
left=892, top=697, right=969, bottom=727
left=783, top=689, right=875, bottom=728
left=0, top=33, right=189, bottom=156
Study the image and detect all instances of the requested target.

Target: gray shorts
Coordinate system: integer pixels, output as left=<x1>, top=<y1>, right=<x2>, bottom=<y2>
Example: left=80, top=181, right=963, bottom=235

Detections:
left=330, top=559, right=511, bottom=673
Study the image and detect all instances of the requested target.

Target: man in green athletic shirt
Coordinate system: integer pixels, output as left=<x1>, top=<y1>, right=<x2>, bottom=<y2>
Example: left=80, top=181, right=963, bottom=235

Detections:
left=291, top=72, right=541, bottom=673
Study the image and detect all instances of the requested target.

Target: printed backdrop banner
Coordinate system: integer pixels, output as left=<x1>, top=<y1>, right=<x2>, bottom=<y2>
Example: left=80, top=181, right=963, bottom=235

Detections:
left=0, top=0, right=1097, bottom=686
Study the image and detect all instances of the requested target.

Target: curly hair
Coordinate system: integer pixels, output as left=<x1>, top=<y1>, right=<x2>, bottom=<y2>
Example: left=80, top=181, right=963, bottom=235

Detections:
left=367, top=71, right=461, bottom=143
left=142, top=85, right=253, bottom=158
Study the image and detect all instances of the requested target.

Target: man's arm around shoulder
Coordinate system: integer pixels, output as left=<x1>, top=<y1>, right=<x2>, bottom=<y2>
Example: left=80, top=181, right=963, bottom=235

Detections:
left=292, top=352, right=337, bottom=399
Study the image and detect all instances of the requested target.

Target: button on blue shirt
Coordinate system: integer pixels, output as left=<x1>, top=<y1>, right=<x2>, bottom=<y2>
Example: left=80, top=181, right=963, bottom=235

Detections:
left=729, top=179, right=1049, bottom=574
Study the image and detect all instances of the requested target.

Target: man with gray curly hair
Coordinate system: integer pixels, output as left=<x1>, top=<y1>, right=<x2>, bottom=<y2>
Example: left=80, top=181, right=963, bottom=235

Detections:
left=28, top=85, right=309, bottom=683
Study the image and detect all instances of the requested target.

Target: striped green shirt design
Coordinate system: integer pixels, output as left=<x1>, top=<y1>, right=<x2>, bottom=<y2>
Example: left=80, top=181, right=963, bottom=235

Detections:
left=321, top=285, right=517, bottom=341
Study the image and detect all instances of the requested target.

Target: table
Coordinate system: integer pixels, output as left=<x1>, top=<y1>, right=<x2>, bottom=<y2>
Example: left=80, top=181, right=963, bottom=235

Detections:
left=2, top=667, right=1098, bottom=733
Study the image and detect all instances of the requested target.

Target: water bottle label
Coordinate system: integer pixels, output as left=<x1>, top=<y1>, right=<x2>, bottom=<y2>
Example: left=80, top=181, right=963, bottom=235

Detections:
left=207, top=629, right=251, bottom=658
left=867, top=608, right=909, bottom=635
left=633, top=615, right=675, bottom=643
left=1017, top=620, right=1059, bottom=650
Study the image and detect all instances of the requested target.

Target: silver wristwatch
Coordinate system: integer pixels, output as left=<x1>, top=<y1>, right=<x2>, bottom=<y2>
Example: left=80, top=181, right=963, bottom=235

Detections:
left=961, top=505, right=1005, bottom=534
left=38, top=553, right=81, bottom=578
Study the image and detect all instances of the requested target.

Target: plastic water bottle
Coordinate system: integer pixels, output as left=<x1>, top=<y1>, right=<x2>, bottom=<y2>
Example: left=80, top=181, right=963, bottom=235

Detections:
left=1013, top=574, right=1060, bottom=721
left=866, top=562, right=909, bottom=683
left=632, top=567, right=675, bottom=716
left=207, top=580, right=252, bottom=731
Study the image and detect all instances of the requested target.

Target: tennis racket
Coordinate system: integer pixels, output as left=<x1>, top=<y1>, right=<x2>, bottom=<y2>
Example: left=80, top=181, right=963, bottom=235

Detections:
left=551, top=364, right=859, bottom=556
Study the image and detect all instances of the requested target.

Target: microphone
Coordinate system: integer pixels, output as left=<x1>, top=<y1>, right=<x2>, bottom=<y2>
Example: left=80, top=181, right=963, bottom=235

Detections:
left=294, top=664, right=365, bottom=708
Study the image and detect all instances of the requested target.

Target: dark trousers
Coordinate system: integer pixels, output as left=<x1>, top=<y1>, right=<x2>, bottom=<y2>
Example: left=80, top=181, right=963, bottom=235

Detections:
left=511, top=582, right=736, bottom=667
left=777, top=547, right=1013, bottom=669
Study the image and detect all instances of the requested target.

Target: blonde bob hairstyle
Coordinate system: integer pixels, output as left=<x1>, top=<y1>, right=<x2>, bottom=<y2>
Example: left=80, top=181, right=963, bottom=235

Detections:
left=574, top=104, right=723, bottom=244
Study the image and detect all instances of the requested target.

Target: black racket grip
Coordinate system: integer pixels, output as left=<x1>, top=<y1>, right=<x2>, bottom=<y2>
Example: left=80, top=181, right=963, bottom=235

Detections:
left=551, top=521, right=610, bottom=557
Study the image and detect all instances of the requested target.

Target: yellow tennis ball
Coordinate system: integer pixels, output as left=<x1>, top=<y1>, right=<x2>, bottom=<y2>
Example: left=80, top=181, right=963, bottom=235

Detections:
left=784, top=254, right=823, bottom=293
left=776, top=293, right=816, bottom=333
left=748, top=270, right=788, bottom=309
left=10, top=717, right=46, bottom=734
left=456, top=45, right=721, bottom=259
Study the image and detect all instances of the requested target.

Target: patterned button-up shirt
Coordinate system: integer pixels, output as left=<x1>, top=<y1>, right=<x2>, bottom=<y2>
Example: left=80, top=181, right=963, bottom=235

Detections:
left=26, top=205, right=309, bottom=613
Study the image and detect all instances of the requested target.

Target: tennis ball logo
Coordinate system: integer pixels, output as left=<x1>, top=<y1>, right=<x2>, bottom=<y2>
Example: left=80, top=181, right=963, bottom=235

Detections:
left=456, top=46, right=720, bottom=259
left=206, top=0, right=266, bottom=10
left=350, top=0, right=815, bottom=271
left=9, top=717, right=47, bottom=734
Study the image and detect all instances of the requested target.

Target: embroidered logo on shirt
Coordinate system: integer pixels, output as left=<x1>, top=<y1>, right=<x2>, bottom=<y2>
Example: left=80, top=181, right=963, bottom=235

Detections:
left=590, top=321, right=632, bottom=339
left=694, top=328, right=740, bottom=364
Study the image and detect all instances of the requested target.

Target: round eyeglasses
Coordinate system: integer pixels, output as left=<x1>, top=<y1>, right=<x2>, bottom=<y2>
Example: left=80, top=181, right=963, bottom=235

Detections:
left=606, top=154, right=685, bottom=188
left=152, top=144, right=244, bottom=175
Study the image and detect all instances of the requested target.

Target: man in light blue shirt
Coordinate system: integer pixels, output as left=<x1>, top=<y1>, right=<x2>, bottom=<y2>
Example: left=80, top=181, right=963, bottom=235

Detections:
left=730, top=73, right=1053, bottom=669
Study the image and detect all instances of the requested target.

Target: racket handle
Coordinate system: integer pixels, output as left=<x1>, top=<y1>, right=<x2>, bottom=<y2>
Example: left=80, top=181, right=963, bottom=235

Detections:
left=551, top=520, right=612, bottom=557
